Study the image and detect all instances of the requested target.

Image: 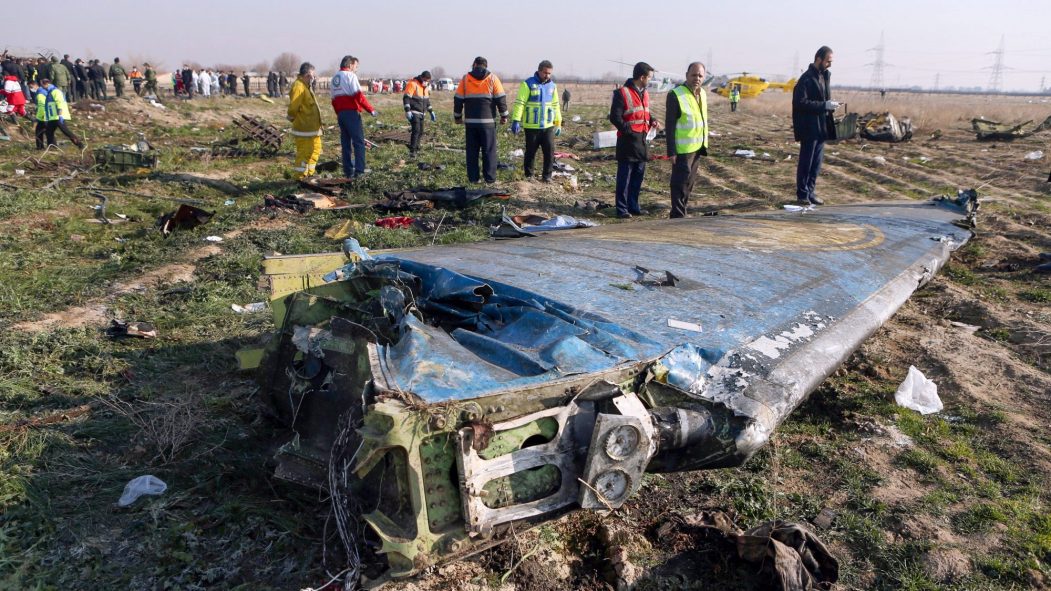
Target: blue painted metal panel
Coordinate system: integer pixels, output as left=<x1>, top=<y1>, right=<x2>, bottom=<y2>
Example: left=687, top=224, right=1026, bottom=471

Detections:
left=372, top=201, right=971, bottom=404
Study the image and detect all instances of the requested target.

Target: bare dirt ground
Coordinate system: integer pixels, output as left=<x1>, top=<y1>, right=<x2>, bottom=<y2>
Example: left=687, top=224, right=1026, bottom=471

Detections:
left=1, top=85, right=1048, bottom=590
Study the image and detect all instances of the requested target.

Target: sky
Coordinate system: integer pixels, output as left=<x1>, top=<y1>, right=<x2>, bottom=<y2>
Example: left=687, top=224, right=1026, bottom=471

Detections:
left=7, top=0, right=1050, bottom=92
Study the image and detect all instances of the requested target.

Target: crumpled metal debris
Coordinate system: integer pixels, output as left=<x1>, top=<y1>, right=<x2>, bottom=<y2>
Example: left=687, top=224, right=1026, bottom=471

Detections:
left=859, top=112, right=913, bottom=142
left=972, top=115, right=1051, bottom=141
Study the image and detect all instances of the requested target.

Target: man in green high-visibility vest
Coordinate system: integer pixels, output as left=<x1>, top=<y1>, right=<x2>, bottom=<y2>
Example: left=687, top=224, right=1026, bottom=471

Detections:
left=665, top=62, right=709, bottom=218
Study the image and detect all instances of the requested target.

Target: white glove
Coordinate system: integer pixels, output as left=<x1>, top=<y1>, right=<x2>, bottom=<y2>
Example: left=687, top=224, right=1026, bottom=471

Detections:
left=824, top=101, right=840, bottom=111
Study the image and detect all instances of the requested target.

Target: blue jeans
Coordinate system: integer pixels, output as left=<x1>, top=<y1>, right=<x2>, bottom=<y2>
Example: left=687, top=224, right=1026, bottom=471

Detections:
left=615, top=160, right=646, bottom=215
left=796, top=139, right=825, bottom=202
left=338, top=110, right=366, bottom=177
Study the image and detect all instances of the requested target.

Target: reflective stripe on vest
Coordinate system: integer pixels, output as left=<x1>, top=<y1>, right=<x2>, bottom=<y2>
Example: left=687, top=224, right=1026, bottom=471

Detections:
left=523, top=82, right=558, bottom=129
left=672, top=86, right=708, bottom=154
left=619, top=86, right=650, bottom=134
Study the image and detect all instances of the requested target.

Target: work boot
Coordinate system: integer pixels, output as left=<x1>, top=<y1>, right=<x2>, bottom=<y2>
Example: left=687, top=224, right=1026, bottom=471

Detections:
left=809, top=196, right=824, bottom=205
left=616, top=212, right=633, bottom=219
left=795, top=198, right=811, bottom=206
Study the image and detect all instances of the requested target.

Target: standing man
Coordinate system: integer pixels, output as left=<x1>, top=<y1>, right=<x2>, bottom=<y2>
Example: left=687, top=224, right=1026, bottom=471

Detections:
left=181, top=65, right=194, bottom=99
left=109, top=58, right=127, bottom=97
left=561, top=86, right=571, bottom=112
left=510, top=60, right=562, bottom=182
left=92, top=60, right=108, bottom=99
left=330, top=55, right=377, bottom=178
left=199, top=69, right=211, bottom=97
left=74, top=59, right=89, bottom=100
left=279, top=71, right=288, bottom=95
left=143, top=63, right=157, bottom=97
left=241, top=71, right=250, bottom=96
left=51, top=56, right=71, bottom=104
left=288, top=62, right=323, bottom=178
left=454, top=56, right=508, bottom=184
left=402, top=70, right=435, bottom=158
left=129, top=67, right=143, bottom=95
left=61, top=55, right=76, bottom=100
left=792, top=46, right=838, bottom=206
left=729, top=84, right=740, bottom=112
left=266, top=71, right=277, bottom=97
left=665, top=62, right=709, bottom=218
left=608, top=62, right=661, bottom=218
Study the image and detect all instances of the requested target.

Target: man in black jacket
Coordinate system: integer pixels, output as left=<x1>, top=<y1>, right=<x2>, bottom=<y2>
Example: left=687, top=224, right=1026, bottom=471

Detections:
left=792, top=46, right=838, bottom=206
left=608, top=62, right=661, bottom=218
left=73, top=59, right=89, bottom=100
left=181, top=66, right=194, bottom=99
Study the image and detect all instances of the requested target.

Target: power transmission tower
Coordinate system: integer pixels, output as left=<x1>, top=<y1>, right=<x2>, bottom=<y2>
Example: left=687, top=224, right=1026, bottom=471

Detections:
left=987, top=35, right=1005, bottom=92
left=866, top=31, right=886, bottom=91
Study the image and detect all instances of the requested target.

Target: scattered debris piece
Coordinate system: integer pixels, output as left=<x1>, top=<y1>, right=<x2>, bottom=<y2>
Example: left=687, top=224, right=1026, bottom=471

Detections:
left=972, top=115, right=1051, bottom=141
left=416, top=162, right=446, bottom=171
left=117, top=475, right=167, bottom=507
left=832, top=112, right=859, bottom=140
left=659, top=511, right=838, bottom=591
left=636, top=265, right=679, bottom=287
left=859, top=112, right=912, bottom=142
left=107, top=320, right=158, bottom=339
left=571, top=115, right=582, bottom=122
left=1024, top=150, right=1044, bottom=160
left=15, top=169, right=25, bottom=175
left=372, top=130, right=412, bottom=145
left=263, top=193, right=354, bottom=213
left=298, top=176, right=359, bottom=197
left=213, top=115, right=284, bottom=156
left=93, top=144, right=158, bottom=171
left=0, top=404, right=93, bottom=434
left=377, top=187, right=509, bottom=212
left=574, top=198, right=612, bottom=211
left=157, top=204, right=214, bottom=236
left=894, top=365, right=942, bottom=414
left=593, top=130, right=618, bottom=149
left=224, top=199, right=236, bottom=206
left=813, top=508, right=836, bottom=530
left=375, top=216, right=415, bottom=229
left=510, top=148, right=524, bottom=158
left=203, top=235, right=224, bottom=243
left=873, top=155, right=887, bottom=165
left=734, top=149, right=756, bottom=158
left=553, top=162, right=575, bottom=172
left=324, top=220, right=364, bottom=240
left=784, top=203, right=814, bottom=212
left=949, top=320, right=981, bottom=333
left=231, top=302, right=267, bottom=314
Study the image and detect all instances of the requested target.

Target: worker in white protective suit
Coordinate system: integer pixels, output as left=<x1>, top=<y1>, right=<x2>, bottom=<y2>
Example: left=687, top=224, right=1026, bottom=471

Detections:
left=199, top=69, right=211, bottom=97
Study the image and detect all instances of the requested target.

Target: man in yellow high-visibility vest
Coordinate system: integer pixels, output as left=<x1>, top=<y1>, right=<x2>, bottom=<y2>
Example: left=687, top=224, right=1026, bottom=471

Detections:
left=664, top=62, right=709, bottom=218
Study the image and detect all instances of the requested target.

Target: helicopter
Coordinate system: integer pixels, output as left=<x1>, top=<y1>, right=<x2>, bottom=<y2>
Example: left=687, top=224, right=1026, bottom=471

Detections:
left=711, top=73, right=796, bottom=99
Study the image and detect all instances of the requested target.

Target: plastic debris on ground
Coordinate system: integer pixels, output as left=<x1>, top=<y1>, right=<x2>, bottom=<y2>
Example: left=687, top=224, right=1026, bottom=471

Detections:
left=231, top=302, right=267, bottom=314
left=377, top=187, right=510, bottom=212
left=510, top=149, right=524, bottom=158
left=324, top=219, right=364, bottom=240
left=203, top=235, right=223, bottom=243
left=554, top=151, right=580, bottom=160
left=734, top=149, right=756, bottom=158
left=783, top=204, right=814, bottom=212
left=106, top=320, right=158, bottom=339
left=1024, top=150, right=1044, bottom=160
left=667, top=319, right=702, bottom=332
left=571, top=115, right=582, bottom=122
left=894, top=365, right=942, bottom=414
left=223, top=199, right=236, bottom=206
left=118, top=475, right=167, bottom=507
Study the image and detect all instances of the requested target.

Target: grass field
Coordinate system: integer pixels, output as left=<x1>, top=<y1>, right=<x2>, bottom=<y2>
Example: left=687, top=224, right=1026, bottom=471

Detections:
left=0, top=84, right=1049, bottom=590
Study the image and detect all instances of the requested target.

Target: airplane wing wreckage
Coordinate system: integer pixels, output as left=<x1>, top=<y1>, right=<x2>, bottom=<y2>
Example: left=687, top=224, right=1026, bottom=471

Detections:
left=240, top=195, right=979, bottom=586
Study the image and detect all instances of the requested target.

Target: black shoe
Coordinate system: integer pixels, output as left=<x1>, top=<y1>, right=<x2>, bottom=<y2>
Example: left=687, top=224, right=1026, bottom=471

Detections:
left=809, top=196, right=824, bottom=205
left=541, top=176, right=552, bottom=183
left=795, top=198, right=811, bottom=206
left=617, top=212, right=633, bottom=219
left=1038, top=253, right=1051, bottom=262
left=629, top=209, right=646, bottom=216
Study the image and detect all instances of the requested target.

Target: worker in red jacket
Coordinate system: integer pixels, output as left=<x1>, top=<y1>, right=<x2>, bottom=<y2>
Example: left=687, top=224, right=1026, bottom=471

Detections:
left=330, top=55, right=377, bottom=178
left=2, top=74, right=27, bottom=117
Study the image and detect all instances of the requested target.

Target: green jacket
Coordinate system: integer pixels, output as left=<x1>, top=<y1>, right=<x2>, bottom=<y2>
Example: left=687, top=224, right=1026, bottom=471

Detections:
left=51, top=61, right=71, bottom=87
left=110, top=64, right=127, bottom=81
left=144, top=68, right=157, bottom=82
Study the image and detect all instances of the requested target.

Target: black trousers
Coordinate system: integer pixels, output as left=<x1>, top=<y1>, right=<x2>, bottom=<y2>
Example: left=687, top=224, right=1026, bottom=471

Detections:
left=523, top=127, right=555, bottom=179
left=409, top=114, right=424, bottom=154
left=465, top=124, right=497, bottom=183
left=76, top=80, right=86, bottom=100
left=670, top=150, right=705, bottom=218
left=795, top=139, right=825, bottom=202
left=94, top=80, right=106, bottom=99
left=44, top=120, right=80, bottom=147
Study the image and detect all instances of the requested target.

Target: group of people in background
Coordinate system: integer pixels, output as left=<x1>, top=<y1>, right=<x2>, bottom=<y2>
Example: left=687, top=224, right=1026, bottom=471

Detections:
left=174, top=66, right=255, bottom=99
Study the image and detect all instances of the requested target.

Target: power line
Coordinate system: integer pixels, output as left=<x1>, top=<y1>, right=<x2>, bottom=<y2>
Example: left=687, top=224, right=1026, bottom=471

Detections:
left=866, top=31, right=886, bottom=90
left=987, top=34, right=1005, bottom=92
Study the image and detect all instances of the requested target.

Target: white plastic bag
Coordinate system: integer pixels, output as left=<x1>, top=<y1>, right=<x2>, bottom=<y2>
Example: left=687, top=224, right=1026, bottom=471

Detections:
left=1024, top=150, right=1044, bottom=160
left=118, top=475, right=167, bottom=507
left=894, top=366, right=942, bottom=414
